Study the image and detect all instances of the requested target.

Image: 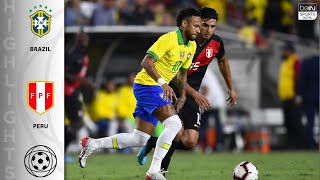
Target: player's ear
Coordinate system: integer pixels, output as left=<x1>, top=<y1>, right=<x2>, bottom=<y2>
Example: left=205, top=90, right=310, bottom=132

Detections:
left=182, top=19, right=188, bottom=28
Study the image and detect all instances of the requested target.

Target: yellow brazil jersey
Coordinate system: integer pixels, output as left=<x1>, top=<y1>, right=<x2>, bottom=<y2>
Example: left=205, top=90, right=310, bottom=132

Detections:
left=134, top=28, right=196, bottom=85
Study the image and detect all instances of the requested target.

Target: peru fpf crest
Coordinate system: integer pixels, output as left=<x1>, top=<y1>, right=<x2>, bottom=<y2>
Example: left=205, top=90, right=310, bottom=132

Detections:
left=27, top=81, right=54, bottom=115
left=205, top=47, right=213, bottom=58
left=29, top=5, right=52, bottom=37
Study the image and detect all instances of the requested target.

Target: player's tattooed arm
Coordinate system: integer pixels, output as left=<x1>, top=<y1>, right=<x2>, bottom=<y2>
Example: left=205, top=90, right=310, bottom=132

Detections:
left=173, top=74, right=210, bottom=111
left=176, top=70, right=187, bottom=98
left=217, top=55, right=237, bottom=106
left=174, top=70, right=187, bottom=113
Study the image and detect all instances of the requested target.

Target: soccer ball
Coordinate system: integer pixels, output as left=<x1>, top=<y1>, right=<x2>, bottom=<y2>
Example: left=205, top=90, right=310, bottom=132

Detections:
left=31, top=152, right=50, bottom=171
left=233, top=161, right=258, bottom=180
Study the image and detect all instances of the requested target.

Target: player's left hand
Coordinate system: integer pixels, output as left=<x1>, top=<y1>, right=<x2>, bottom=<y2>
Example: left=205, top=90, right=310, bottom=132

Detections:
left=174, top=96, right=186, bottom=113
left=226, top=89, right=237, bottom=106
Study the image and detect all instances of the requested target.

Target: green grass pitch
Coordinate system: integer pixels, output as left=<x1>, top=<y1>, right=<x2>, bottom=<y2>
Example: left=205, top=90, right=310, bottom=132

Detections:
left=66, top=151, right=319, bottom=180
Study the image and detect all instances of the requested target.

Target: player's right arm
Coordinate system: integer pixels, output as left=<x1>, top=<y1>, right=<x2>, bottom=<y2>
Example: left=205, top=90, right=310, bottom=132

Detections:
left=141, top=54, right=177, bottom=102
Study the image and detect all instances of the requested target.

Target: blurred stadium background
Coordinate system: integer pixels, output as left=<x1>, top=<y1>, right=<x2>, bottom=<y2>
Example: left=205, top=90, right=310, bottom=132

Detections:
left=64, top=0, right=319, bottom=179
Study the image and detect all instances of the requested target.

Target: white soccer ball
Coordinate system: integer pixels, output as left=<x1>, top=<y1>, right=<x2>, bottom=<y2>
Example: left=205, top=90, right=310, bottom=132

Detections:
left=233, top=161, right=258, bottom=180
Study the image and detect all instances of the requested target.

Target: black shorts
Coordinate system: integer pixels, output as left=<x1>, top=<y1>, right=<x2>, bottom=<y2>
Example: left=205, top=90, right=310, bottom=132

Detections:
left=178, top=96, right=201, bottom=132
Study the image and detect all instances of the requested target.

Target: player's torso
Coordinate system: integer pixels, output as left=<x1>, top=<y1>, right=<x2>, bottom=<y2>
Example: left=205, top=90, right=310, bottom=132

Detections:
left=135, top=31, right=196, bottom=85
left=155, top=44, right=194, bottom=76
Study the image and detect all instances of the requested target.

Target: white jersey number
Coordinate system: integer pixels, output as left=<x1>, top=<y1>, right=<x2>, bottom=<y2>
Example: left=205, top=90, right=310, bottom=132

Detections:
left=189, top=62, right=200, bottom=71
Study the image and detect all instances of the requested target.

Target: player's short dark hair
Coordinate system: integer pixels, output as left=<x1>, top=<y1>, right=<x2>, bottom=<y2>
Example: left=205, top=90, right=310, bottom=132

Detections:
left=199, top=7, right=219, bottom=21
left=176, top=7, right=201, bottom=27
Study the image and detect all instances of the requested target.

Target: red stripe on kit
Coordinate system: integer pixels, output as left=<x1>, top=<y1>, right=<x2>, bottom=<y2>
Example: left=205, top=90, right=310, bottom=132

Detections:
left=29, top=82, right=37, bottom=110
left=45, top=82, right=53, bottom=110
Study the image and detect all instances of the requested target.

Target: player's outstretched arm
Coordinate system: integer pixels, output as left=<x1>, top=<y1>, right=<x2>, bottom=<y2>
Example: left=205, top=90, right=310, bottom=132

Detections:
left=141, top=54, right=177, bottom=102
left=217, top=55, right=237, bottom=106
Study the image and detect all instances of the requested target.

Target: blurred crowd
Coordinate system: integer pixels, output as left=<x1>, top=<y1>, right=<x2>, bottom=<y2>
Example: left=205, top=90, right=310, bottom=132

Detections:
left=65, top=0, right=319, bottom=41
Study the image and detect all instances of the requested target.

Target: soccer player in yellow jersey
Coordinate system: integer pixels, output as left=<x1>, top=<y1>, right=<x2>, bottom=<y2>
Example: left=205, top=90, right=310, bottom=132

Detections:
left=79, top=7, right=201, bottom=180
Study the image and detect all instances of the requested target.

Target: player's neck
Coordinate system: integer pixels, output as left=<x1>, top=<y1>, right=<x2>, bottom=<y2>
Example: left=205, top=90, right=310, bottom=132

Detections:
left=196, top=36, right=207, bottom=47
left=179, top=29, right=190, bottom=45
left=182, top=34, right=189, bottom=45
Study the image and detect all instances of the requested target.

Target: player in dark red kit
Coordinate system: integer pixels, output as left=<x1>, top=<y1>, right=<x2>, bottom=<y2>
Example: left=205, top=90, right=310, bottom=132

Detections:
left=137, top=7, right=238, bottom=172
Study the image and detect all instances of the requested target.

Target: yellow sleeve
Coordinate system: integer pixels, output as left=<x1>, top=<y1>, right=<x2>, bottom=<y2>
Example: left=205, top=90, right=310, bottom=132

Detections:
left=147, top=33, right=174, bottom=60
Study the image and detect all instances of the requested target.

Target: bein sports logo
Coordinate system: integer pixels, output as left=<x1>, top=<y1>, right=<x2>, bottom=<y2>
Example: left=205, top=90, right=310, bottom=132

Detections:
left=24, top=145, right=57, bottom=177
left=298, top=3, right=317, bottom=20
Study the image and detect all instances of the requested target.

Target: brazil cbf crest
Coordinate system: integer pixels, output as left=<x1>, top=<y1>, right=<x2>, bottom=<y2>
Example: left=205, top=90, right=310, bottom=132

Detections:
left=29, top=5, right=52, bottom=37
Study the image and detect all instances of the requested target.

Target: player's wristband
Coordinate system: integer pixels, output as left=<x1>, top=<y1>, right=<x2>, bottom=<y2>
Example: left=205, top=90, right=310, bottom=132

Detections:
left=157, top=78, right=166, bottom=86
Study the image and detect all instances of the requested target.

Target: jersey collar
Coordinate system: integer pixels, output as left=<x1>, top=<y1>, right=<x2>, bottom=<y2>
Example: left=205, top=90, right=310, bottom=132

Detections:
left=176, top=28, right=191, bottom=47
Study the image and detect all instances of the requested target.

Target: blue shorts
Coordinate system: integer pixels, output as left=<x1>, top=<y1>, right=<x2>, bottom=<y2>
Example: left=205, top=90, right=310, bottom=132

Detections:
left=133, top=83, right=172, bottom=126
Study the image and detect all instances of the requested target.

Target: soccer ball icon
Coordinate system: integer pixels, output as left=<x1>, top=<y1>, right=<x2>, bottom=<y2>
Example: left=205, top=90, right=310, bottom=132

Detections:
left=31, top=152, right=50, bottom=171
left=233, top=161, right=259, bottom=180
left=24, top=145, right=57, bottom=177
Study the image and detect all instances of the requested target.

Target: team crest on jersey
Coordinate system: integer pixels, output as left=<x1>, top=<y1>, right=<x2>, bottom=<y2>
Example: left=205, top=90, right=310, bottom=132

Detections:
left=27, top=81, right=54, bottom=115
left=205, top=47, right=213, bottom=58
left=187, top=53, right=191, bottom=60
left=180, top=51, right=185, bottom=60
left=29, top=5, right=52, bottom=37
